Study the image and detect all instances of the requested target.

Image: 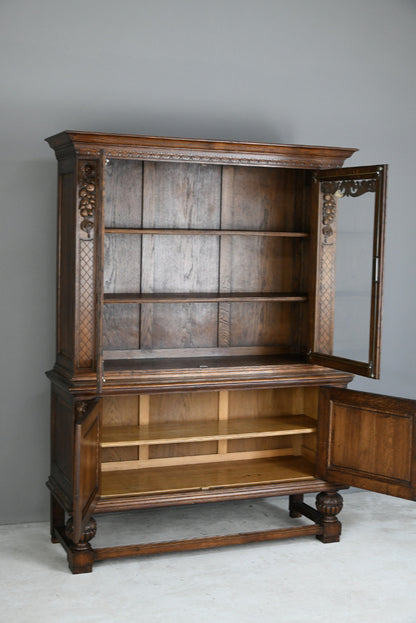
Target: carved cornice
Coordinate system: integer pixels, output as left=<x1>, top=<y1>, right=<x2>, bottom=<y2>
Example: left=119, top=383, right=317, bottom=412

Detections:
left=78, top=162, right=97, bottom=238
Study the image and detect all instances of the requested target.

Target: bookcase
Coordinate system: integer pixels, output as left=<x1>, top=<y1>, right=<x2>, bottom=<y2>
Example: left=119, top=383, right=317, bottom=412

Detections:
left=46, top=132, right=416, bottom=573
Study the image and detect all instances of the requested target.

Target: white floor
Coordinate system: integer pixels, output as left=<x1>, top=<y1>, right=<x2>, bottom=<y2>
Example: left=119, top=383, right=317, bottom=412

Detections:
left=1, top=491, right=416, bottom=623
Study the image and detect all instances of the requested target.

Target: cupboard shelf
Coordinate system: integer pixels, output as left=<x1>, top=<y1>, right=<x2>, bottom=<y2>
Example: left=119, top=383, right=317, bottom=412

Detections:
left=100, top=456, right=316, bottom=498
left=101, top=414, right=316, bottom=448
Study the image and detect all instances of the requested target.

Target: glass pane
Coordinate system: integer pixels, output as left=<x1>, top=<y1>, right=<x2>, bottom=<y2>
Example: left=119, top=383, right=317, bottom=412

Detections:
left=332, top=192, right=374, bottom=362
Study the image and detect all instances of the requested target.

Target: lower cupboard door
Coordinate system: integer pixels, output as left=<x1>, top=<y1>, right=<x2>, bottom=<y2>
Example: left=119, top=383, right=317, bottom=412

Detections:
left=71, top=399, right=101, bottom=543
left=317, top=387, right=416, bottom=500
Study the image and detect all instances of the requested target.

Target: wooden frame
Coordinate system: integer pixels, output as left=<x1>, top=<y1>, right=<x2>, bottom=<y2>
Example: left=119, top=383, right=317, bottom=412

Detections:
left=45, top=131, right=413, bottom=574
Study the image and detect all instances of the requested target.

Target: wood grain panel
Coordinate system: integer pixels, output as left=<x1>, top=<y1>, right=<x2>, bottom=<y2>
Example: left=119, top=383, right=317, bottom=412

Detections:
left=104, top=159, right=143, bottom=227
left=228, top=302, right=294, bottom=348
left=221, top=167, right=303, bottom=231
left=147, top=392, right=219, bottom=459
left=141, top=235, right=219, bottom=293
left=318, top=388, right=416, bottom=499
left=220, top=238, right=299, bottom=293
left=149, top=440, right=218, bottom=459
left=102, top=396, right=140, bottom=426
left=101, top=396, right=140, bottom=463
left=149, top=392, right=219, bottom=424
left=102, top=304, right=140, bottom=350
left=143, top=162, right=221, bottom=229
left=57, top=171, right=76, bottom=363
left=330, top=405, right=412, bottom=482
left=228, top=388, right=305, bottom=418
left=104, top=234, right=141, bottom=293
left=141, top=303, right=218, bottom=349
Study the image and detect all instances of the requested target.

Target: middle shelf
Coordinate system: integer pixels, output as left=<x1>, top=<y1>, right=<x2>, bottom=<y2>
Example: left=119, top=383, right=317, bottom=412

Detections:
left=103, top=292, right=308, bottom=304
left=101, top=414, right=316, bottom=448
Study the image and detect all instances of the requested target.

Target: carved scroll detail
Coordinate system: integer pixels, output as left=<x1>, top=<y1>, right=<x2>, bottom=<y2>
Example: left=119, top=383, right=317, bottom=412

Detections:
left=321, top=179, right=376, bottom=198
left=75, top=400, right=98, bottom=424
left=78, top=162, right=97, bottom=238
left=321, top=179, right=376, bottom=244
left=322, top=192, right=337, bottom=244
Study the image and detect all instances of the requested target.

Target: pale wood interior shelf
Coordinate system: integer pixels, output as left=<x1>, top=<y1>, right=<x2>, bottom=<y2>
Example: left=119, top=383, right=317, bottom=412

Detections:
left=101, top=414, right=316, bottom=447
left=100, top=456, right=316, bottom=498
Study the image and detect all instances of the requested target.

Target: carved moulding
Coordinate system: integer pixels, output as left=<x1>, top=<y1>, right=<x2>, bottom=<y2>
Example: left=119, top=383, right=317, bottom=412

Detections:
left=78, top=162, right=97, bottom=238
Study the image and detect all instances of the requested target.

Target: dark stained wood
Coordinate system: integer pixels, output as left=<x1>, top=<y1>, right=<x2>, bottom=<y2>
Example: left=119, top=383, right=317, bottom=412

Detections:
left=71, top=399, right=101, bottom=543
left=104, top=159, right=143, bottom=228
left=93, top=524, right=323, bottom=562
left=105, top=228, right=309, bottom=237
left=45, top=131, right=406, bottom=574
left=45, top=131, right=357, bottom=169
left=143, top=161, right=221, bottom=229
left=317, top=388, right=416, bottom=500
left=103, top=292, right=308, bottom=303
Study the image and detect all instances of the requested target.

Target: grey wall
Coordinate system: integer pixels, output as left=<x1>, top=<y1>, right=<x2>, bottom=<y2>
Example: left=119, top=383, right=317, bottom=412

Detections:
left=1, top=0, right=415, bottom=524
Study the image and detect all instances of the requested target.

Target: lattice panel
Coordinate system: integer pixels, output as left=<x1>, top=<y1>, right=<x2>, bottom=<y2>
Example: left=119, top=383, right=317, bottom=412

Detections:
left=317, top=244, right=336, bottom=354
left=316, top=189, right=337, bottom=354
left=78, top=239, right=95, bottom=368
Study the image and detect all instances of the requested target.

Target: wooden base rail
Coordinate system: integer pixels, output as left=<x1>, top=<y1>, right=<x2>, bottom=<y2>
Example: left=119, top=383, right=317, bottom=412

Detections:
left=92, top=525, right=322, bottom=561
left=51, top=491, right=344, bottom=573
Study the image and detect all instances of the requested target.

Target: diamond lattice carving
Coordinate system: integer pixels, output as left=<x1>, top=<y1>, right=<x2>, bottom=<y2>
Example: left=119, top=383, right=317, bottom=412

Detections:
left=78, top=239, right=94, bottom=368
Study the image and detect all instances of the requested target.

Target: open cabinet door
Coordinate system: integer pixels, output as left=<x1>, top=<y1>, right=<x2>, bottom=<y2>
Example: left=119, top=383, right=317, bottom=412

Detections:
left=70, top=398, right=101, bottom=543
left=310, top=165, right=387, bottom=378
left=317, top=387, right=416, bottom=500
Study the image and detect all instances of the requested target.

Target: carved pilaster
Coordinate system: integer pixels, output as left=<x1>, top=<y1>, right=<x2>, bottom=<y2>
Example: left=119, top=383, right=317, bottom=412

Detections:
left=77, top=161, right=98, bottom=370
left=78, top=162, right=97, bottom=239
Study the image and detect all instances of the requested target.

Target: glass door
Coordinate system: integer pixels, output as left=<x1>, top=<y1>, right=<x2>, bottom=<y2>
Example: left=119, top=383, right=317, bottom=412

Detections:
left=309, top=165, right=387, bottom=378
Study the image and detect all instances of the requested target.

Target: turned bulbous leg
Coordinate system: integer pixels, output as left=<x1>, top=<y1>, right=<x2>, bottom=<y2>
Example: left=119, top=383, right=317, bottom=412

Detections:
left=316, top=491, right=343, bottom=543
left=65, top=517, right=97, bottom=574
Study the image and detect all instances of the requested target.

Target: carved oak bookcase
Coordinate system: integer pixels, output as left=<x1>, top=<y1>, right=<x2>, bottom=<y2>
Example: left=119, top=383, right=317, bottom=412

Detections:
left=46, top=131, right=416, bottom=573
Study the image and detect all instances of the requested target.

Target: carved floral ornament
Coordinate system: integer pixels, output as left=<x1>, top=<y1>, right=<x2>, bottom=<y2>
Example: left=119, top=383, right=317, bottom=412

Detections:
left=78, top=162, right=97, bottom=238
left=320, top=178, right=376, bottom=243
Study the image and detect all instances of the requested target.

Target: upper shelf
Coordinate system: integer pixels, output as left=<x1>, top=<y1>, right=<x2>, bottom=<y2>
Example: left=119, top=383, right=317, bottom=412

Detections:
left=103, top=292, right=308, bottom=304
left=104, top=228, right=309, bottom=237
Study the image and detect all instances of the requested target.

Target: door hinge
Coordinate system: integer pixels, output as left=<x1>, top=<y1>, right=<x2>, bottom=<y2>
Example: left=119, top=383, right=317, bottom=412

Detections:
left=373, top=257, right=380, bottom=283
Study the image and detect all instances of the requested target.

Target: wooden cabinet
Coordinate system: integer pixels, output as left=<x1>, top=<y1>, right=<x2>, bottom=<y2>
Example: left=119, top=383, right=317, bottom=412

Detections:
left=46, top=131, right=415, bottom=573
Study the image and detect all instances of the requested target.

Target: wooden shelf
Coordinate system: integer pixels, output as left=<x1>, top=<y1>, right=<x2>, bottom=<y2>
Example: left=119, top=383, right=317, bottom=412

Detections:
left=101, top=415, right=316, bottom=448
left=105, top=228, right=309, bottom=238
left=103, top=292, right=308, bottom=304
left=100, top=456, right=316, bottom=498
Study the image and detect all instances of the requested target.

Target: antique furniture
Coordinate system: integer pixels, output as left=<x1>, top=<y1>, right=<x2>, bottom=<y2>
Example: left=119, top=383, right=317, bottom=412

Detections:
left=46, top=131, right=415, bottom=573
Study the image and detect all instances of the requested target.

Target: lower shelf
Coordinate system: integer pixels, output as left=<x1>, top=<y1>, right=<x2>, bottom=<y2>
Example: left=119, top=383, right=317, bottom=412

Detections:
left=100, top=456, right=316, bottom=498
